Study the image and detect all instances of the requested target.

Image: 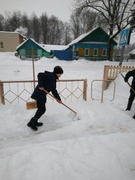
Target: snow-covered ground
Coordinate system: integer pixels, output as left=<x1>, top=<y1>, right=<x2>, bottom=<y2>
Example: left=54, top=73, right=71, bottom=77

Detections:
left=0, top=52, right=135, bottom=180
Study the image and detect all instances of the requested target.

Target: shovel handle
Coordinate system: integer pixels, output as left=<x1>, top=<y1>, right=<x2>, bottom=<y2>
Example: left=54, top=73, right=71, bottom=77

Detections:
left=43, top=88, right=77, bottom=115
left=61, top=102, right=77, bottom=115
left=121, top=73, right=135, bottom=93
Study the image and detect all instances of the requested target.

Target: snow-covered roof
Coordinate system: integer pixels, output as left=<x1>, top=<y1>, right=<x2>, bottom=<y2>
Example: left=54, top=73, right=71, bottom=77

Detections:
left=65, top=27, right=117, bottom=49
left=16, top=38, right=67, bottom=52
left=41, top=44, right=67, bottom=51
left=0, top=31, right=27, bottom=39
left=16, top=38, right=50, bottom=52
left=67, top=31, right=92, bottom=47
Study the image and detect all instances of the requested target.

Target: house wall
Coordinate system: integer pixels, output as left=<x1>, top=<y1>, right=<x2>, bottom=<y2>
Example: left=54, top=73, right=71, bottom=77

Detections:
left=99, top=48, right=102, bottom=56
left=68, top=27, right=117, bottom=61
left=75, top=43, right=113, bottom=60
left=37, top=49, right=42, bottom=57
left=16, top=39, right=51, bottom=60
left=90, top=49, right=93, bottom=56
left=42, top=50, right=51, bottom=58
left=78, top=48, right=84, bottom=56
left=0, top=32, right=25, bottom=52
left=18, top=48, right=51, bottom=60
left=18, top=48, right=39, bottom=60
left=53, top=50, right=73, bottom=60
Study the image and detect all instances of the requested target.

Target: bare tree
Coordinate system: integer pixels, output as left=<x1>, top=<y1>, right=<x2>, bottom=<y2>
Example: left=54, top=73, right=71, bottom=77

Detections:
left=70, top=12, right=81, bottom=39
left=4, top=11, right=22, bottom=31
left=79, top=9, right=99, bottom=32
left=21, top=13, right=32, bottom=37
left=40, top=13, right=48, bottom=44
left=73, top=0, right=135, bottom=59
left=31, top=13, right=41, bottom=42
left=0, top=14, right=4, bottom=30
left=70, top=9, right=100, bottom=39
left=47, top=15, right=64, bottom=45
left=63, top=22, right=72, bottom=45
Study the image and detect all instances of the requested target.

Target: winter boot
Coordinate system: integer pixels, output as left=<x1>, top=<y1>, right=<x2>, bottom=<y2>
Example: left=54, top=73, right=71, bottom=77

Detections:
left=27, top=121, right=38, bottom=131
left=125, top=108, right=130, bottom=111
left=31, top=117, right=43, bottom=127
left=125, top=100, right=132, bottom=111
left=27, top=118, right=38, bottom=131
left=34, top=121, right=43, bottom=127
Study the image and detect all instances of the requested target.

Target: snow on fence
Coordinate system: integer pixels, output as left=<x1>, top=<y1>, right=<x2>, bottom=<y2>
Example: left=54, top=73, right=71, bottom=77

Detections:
left=0, top=79, right=87, bottom=106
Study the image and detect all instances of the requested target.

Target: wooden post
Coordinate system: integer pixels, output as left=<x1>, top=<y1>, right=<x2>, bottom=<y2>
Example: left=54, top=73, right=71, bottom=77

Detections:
left=101, top=81, right=104, bottom=103
left=103, top=65, right=109, bottom=80
left=103, top=65, right=109, bottom=90
left=119, top=46, right=125, bottom=66
left=0, top=81, right=5, bottom=104
left=83, top=79, right=87, bottom=101
left=32, top=47, right=36, bottom=88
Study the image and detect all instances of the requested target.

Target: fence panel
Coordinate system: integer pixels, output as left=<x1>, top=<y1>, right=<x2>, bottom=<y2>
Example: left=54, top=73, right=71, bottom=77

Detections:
left=103, top=65, right=135, bottom=89
left=0, top=79, right=87, bottom=106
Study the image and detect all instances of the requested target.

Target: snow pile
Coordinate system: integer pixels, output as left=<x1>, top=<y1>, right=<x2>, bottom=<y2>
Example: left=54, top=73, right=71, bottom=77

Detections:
left=0, top=53, right=135, bottom=180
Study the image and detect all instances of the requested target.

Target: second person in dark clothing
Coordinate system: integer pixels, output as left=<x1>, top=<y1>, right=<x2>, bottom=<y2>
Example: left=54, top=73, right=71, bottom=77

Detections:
left=27, top=66, right=64, bottom=131
left=124, top=69, right=135, bottom=113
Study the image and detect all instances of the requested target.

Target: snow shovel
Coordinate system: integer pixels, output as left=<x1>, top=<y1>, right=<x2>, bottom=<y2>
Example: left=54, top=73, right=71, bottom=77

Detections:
left=43, top=88, right=77, bottom=116
left=26, top=101, right=37, bottom=109
left=121, top=73, right=135, bottom=93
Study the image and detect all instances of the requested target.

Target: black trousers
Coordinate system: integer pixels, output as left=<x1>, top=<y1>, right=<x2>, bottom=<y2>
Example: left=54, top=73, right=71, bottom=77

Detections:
left=126, top=90, right=135, bottom=110
left=33, top=101, right=46, bottom=120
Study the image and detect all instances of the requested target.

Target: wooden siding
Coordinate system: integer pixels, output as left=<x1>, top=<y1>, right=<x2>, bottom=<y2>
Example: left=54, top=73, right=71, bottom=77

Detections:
left=17, top=39, right=51, bottom=59
left=19, top=39, right=39, bottom=49
left=78, top=47, right=109, bottom=60
left=90, top=49, right=93, bottom=56
left=98, top=48, right=102, bottom=56
left=68, top=27, right=117, bottom=61
left=78, top=48, right=84, bottom=56
left=80, top=28, right=109, bottom=43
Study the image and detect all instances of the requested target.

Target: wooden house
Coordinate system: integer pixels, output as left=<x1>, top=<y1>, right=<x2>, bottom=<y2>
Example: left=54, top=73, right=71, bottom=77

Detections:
left=0, top=31, right=26, bottom=52
left=66, top=27, right=117, bottom=61
left=16, top=38, right=51, bottom=60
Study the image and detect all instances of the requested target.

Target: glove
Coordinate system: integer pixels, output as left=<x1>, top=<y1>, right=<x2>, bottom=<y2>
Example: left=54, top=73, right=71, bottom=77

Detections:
left=124, top=77, right=127, bottom=82
left=56, top=99, right=62, bottom=104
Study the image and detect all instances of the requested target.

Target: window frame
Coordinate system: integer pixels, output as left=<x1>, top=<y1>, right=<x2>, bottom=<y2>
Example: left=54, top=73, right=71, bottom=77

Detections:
left=93, top=48, right=98, bottom=56
left=85, top=48, right=89, bottom=56
left=102, top=49, right=107, bottom=56
left=0, top=42, right=4, bottom=48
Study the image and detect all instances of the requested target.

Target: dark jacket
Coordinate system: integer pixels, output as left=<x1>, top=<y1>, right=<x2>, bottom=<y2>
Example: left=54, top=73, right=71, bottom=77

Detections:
left=31, top=71, right=61, bottom=103
left=124, top=69, right=135, bottom=92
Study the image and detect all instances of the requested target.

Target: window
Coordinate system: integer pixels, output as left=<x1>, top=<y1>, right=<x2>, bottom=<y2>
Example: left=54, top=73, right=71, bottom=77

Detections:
left=93, top=49, right=98, bottom=56
left=0, top=42, right=4, bottom=48
left=85, top=48, right=89, bottom=56
left=102, top=49, right=107, bottom=56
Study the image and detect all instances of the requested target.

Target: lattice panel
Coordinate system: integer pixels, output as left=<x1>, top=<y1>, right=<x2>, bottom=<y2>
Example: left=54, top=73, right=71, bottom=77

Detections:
left=4, top=82, right=33, bottom=104
left=1, top=79, right=87, bottom=105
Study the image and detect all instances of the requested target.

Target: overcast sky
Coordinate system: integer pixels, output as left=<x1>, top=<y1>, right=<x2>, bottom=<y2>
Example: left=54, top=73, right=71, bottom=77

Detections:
left=0, top=0, right=74, bottom=22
